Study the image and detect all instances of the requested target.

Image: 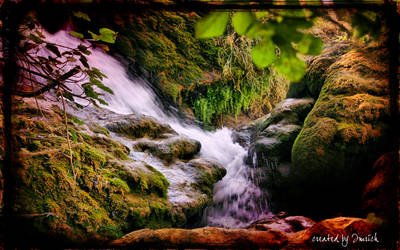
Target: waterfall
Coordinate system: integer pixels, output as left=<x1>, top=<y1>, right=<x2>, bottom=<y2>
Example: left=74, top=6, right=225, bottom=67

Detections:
left=44, top=30, right=272, bottom=228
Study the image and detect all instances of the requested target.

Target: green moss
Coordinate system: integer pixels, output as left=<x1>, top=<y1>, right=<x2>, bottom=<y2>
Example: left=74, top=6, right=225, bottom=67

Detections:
left=109, top=177, right=130, bottom=194
left=113, top=148, right=129, bottom=160
left=111, top=11, right=288, bottom=127
left=91, top=124, right=110, bottom=137
left=71, top=116, right=85, bottom=125
left=14, top=103, right=190, bottom=242
left=79, top=144, right=106, bottom=169
left=281, top=45, right=391, bottom=217
left=77, top=131, right=92, bottom=143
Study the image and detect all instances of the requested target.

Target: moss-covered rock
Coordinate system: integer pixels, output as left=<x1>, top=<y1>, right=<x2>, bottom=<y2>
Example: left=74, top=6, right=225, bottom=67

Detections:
left=248, top=98, right=314, bottom=166
left=11, top=102, right=189, bottom=244
left=105, top=114, right=176, bottom=139
left=133, top=136, right=201, bottom=163
left=288, top=45, right=391, bottom=217
left=287, top=42, right=351, bottom=99
left=187, top=159, right=226, bottom=197
left=106, top=10, right=289, bottom=127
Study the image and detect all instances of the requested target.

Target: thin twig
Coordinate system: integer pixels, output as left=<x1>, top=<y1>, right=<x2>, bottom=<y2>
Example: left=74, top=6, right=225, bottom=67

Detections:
left=59, top=87, right=77, bottom=189
left=28, top=70, right=48, bottom=123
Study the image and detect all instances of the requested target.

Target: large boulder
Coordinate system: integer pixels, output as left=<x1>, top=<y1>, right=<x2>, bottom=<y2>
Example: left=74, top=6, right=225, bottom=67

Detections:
left=133, top=136, right=201, bottom=163
left=286, top=42, right=351, bottom=99
left=105, top=114, right=176, bottom=139
left=187, top=158, right=227, bottom=196
left=248, top=98, right=314, bottom=166
left=289, top=45, right=391, bottom=216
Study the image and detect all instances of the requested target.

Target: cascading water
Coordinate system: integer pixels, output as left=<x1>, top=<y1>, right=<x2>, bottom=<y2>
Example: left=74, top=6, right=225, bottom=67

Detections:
left=45, top=30, right=272, bottom=228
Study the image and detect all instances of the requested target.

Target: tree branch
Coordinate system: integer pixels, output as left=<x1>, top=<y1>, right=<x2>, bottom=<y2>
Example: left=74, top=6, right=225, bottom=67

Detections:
left=11, top=66, right=80, bottom=97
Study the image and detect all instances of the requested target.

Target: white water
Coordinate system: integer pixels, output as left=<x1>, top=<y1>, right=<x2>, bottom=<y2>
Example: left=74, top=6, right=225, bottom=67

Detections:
left=44, top=30, right=271, bottom=228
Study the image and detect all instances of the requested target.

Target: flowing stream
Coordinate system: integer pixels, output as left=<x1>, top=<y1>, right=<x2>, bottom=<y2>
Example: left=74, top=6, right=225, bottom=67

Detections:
left=45, top=30, right=271, bottom=228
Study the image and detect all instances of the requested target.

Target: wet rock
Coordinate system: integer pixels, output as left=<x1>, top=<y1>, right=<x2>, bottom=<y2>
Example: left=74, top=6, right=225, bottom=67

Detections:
left=290, top=46, right=390, bottom=216
left=105, top=114, right=176, bottom=139
left=133, top=136, right=201, bottom=162
left=248, top=98, right=314, bottom=165
left=115, top=160, right=170, bottom=198
left=248, top=215, right=315, bottom=233
left=290, top=217, right=380, bottom=248
left=187, top=159, right=226, bottom=196
left=111, top=217, right=381, bottom=248
left=110, top=227, right=287, bottom=248
left=262, top=98, right=315, bottom=129
left=231, top=129, right=251, bottom=148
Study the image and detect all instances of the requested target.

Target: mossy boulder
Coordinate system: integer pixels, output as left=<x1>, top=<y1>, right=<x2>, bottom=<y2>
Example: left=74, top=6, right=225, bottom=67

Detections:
left=287, top=42, right=351, bottom=99
left=288, top=45, right=391, bottom=217
left=105, top=114, right=176, bottom=139
left=133, top=136, right=201, bottom=163
left=187, top=159, right=226, bottom=197
left=12, top=102, right=189, bottom=244
left=248, top=98, right=314, bottom=166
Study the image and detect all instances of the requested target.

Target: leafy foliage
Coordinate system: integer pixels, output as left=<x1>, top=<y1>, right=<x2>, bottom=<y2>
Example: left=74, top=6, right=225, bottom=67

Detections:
left=195, top=12, right=230, bottom=39
left=14, top=11, right=117, bottom=109
left=112, top=11, right=288, bottom=126
left=351, top=11, right=382, bottom=40
left=196, top=9, right=322, bottom=82
left=196, top=5, right=384, bottom=82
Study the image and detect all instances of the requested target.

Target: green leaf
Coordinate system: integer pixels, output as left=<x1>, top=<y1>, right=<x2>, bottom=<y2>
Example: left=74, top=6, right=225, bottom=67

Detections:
left=63, top=91, right=74, bottom=102
left=69, top=31, right=84, bottom=39
left=45, top=43, right=61, bottom=57
left=79, top=56, right=89, bottom=68
left=98, top=28, right=118, bottom=43
left=35, top=30, right=45, bottom=38
left=72, top=11, right=91, bottom=22
left=251, top=39, right=277, bottom=68
left=97, top=98, right=108, bottom=105
left=78, top=44, right=91, bottom=55
left=29, top=34, right=43, bottom=44
left=232, top=12, right=255, bottom=35
left=351, top=11, right=381, bottom=40
left=75, top=103, right=84, bottom=109
left=82, top=83, right=98, bottom=99
left=88, top=30, right=99, bottom=40
left=246, top=23, right=274, bottom=39
left=90, top=77, right=114, bottom=94
left=296, top=34, right=323, bottom=55
left=195, top=12, right=230, bottom=39
left=91, top=67, right=107, bottom=79
left=274, top=51, right=307, bottom=82
left=89, top=28, right=118, bottom=43
left=255, top=11, right=269, bottom=19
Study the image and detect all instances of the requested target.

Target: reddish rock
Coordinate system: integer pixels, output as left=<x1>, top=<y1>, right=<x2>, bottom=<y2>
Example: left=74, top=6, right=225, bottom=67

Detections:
left=111, top=217, right=380, bottom=248
left=362, top=152, right=398, bottom=222
left=289, top=217, right=380, bottom=248
left=111, top=227, right=287, bottom=249
left=248, top=216, right=315, bottom=234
